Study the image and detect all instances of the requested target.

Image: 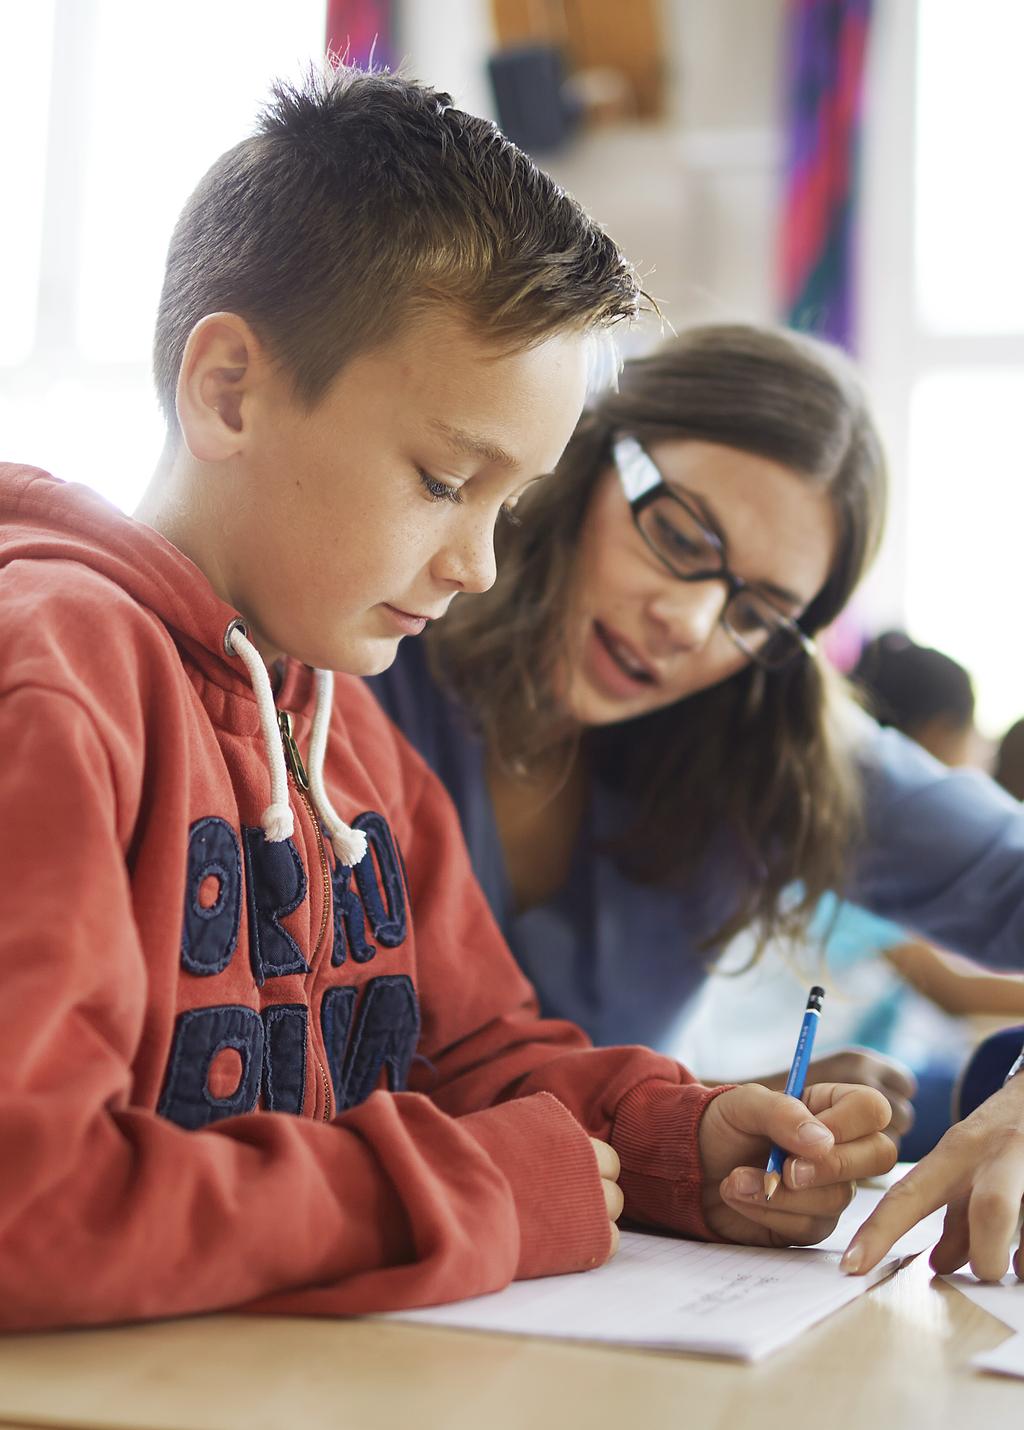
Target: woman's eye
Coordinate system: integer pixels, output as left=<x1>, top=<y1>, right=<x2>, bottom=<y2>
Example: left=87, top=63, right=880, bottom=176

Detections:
left=653, top=509, right=701, bottom=557
left=731, top=596, right=776, bottom=635
left=418, top=469, right=463, bottom=504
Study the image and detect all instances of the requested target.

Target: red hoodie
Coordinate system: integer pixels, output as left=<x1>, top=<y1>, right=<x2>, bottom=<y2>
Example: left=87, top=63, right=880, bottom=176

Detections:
left=0, top=465, right=724, bottom=1332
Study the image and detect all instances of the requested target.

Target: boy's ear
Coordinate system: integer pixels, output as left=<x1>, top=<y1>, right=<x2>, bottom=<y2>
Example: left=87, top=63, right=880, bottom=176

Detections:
left=175, top=313, right=265, bottom=462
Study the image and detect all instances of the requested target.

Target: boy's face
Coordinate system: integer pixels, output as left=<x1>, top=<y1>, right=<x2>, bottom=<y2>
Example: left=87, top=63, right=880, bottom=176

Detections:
left=221, top=315, right=591, bottom=674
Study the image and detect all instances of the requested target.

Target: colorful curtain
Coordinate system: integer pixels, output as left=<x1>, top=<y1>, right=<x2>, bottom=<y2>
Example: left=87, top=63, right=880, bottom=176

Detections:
left=779, top=0, right=872, bottom=351
left=325, top=0, right=394, bottom=70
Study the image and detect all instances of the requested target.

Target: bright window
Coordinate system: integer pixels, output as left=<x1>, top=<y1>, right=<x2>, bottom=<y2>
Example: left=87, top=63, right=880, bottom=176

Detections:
left=873, top=0, right=1024, bottom=738
left=906, top=370, right=1024, bottom=735
left=915, top=0, right=1024, bottom=335
left=0, top=2, right=55, bottom=365
left=0, top=1, right=325, bottom=510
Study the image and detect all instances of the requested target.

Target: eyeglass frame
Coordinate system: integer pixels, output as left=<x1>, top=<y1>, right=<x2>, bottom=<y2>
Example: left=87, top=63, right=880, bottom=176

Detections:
left=612, top=435, right=817, bottom=670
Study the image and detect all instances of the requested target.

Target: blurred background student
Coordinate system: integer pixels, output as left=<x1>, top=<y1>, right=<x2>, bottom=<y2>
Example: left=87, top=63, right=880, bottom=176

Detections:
left=995, top=717, right=1024, bottom=802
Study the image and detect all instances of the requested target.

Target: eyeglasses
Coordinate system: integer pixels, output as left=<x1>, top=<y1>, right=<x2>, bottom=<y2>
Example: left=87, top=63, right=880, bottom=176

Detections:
left=612, top=435, right=816, bottom=671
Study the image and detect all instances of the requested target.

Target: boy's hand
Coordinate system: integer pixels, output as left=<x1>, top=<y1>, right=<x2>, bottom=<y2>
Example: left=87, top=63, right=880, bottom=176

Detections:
left=699, top=1082, right=896, bottom=1247
left=590, top=1137, right=624, bottom=1260
left=841, top=1073, right=1024, bottom=1282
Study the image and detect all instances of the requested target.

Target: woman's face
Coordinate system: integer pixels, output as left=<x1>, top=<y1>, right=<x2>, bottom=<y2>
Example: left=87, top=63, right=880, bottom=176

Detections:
left=559, top=438, right=838, bottom=727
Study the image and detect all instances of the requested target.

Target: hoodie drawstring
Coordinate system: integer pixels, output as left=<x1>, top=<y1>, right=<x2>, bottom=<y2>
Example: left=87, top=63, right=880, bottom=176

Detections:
left=225, top=620, right=367, bottom=865
left=308, top=669, right=368, bottom=866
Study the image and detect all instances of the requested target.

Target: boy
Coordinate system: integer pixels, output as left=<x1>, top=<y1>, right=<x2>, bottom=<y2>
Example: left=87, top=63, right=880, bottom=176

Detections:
left=0, top=66, right=894, bottom=1331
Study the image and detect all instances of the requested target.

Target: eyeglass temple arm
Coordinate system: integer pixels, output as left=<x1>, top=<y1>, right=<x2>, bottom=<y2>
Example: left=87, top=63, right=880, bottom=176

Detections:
left=614, top=436, right=662, bottom=503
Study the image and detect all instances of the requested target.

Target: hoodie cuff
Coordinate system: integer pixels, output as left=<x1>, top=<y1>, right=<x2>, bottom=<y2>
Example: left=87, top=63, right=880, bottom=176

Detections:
left=459, top=1092, right=611, bottom=1281
left=611, top=1078, right=734, bottom=1242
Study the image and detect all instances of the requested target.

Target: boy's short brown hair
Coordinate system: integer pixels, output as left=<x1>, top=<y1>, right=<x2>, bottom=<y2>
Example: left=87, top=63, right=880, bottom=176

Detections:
left=153, top=65, right=640, bottom=427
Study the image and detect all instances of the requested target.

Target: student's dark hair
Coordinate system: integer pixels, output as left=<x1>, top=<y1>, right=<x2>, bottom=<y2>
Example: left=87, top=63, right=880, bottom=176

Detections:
left=852, top=631, right=974, bottom=737
left=153, top=64, right=640, bottom=427
left=431, top=323, right=888, bottom=952
left=995, top=718, right=1024, bottom=802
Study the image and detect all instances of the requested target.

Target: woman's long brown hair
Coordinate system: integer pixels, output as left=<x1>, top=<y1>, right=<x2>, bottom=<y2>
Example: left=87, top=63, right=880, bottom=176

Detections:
left=429, top=323, right=888, bottom=954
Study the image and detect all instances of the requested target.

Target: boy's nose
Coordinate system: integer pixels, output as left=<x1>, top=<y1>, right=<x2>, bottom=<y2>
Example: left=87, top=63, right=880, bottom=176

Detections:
left=647, top=579, right=727, bottom=653
left=435, top=522, right=498, bottom=595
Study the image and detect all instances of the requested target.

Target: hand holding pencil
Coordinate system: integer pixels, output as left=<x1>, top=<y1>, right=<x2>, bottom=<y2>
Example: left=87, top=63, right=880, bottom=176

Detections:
left=695, top=988, right=899, bottom=1250
left=763, top=986, right=826, bottom=1200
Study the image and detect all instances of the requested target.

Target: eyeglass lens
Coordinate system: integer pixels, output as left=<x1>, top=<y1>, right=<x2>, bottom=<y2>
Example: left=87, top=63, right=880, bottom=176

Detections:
left=636, top=496, right=802, bottom=668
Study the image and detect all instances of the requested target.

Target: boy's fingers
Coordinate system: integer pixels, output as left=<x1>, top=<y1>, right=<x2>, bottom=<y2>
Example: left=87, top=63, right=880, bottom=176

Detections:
left=803, top=1083, right=894, bottom=1142
left=606, top=1222, right=620, bottom=1262
left=724, top=1085, right=836, bottom=1156
left=782, top=1130, right=897, bottom=1191
left=722, top=1169, right=855, bottom=1220
left=717, top=1179, right=854, bottom=1246
left=589, top=1137, right=620, bottom=1181
left=603, top=1178, right=625, bottom=1223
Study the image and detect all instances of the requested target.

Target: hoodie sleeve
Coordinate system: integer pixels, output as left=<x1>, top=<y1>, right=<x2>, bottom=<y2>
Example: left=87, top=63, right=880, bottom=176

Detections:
left=394, top=739, right=727, bottom=1243
left=0, top=678, right=617, bottom=1332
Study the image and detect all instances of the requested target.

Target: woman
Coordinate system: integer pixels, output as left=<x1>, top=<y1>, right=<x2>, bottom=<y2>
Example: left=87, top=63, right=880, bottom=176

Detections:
left=367, top=323, right=1024, bottom=1128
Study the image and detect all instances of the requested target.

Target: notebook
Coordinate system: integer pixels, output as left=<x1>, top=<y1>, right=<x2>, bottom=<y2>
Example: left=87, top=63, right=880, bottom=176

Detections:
left=387, top=1184, right=944, bottom=1362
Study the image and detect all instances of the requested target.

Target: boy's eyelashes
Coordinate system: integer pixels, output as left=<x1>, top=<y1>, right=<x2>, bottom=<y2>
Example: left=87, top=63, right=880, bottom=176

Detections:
left=417, top=468, right=463, bottom=504
left=417, top=468, right=521, bottom=526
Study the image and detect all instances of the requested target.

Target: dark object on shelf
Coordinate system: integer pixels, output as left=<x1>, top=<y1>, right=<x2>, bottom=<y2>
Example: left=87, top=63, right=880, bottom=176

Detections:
left=487, top=44, right=579, bottom=154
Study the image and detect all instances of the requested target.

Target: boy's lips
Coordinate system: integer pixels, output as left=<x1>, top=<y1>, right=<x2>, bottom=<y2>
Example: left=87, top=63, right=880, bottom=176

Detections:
left=380, top=603, right=439, bottom=636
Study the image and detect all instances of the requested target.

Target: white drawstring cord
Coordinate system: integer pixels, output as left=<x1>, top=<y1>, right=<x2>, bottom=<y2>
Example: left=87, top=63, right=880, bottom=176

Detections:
left=224, top=620, right=294, bottom=842
left=308, top=668, right=368, bottom=866
left=224, top=620, right=367, bottom=865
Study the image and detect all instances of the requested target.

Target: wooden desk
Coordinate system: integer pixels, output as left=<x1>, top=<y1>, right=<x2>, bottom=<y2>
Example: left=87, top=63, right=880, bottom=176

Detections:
left=0, top=1253, right=1019, bottom=1430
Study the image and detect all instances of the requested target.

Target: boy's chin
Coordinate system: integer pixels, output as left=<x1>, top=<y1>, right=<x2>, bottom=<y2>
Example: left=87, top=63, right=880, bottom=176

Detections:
left=343, top=635, right=403, bottom=678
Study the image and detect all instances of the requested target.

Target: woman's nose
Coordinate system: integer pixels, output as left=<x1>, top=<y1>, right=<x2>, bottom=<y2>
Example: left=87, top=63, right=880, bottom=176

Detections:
left=647, top=578, right=728, bottom=652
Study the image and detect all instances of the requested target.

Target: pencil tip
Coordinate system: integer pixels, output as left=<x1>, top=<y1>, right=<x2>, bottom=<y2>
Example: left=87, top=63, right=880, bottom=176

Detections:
left=764, top=1171, right=781, bottom=1201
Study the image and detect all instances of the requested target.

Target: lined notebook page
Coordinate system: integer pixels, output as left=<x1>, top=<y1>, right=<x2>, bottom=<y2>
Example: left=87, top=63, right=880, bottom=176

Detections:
left=389, top=1186, right=943, bottom=1362
left=390, top=1233, right=895, bottom=1360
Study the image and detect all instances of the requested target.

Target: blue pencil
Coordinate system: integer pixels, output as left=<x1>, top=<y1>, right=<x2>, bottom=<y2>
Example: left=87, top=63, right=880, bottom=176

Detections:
left=764, top=985, right=826, bottom=1201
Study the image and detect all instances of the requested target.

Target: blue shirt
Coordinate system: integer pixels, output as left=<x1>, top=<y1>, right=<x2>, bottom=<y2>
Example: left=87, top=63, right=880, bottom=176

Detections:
left=367, top=640, right=1024, bottom=1052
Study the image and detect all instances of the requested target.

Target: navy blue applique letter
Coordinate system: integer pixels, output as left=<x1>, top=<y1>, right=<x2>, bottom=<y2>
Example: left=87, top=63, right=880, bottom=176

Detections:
left=158, top=1005, right=263, bottom=1129
left=180, top=817, right=242, bottom=976
left=330, top=860, right=376, bottom=966
left=351, top=812, right=408, bottom=947
left=242, top=825, right=310, bottom=987
left=320, top=974, right=420, bottom=1111
left=331, top=810, right=408, bottom=965
left=261, top=1004, right=308, bottom=1114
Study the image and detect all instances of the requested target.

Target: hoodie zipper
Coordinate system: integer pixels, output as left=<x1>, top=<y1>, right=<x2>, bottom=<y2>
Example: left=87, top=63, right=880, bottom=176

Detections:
left=278, top=709, right=334, bottom=1122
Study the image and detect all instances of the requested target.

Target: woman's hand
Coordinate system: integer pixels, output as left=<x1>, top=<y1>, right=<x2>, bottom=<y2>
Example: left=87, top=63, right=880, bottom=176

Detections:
left=699, top=1081, right=897, bottom=1246
left=841, top=1073, right=1024, bottom=1281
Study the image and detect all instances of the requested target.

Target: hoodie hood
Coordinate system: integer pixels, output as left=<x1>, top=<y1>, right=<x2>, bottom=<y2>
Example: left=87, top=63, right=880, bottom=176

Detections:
left=0, top=464, right=367, bottom=864
left=0, top=465, right=243, bottom=680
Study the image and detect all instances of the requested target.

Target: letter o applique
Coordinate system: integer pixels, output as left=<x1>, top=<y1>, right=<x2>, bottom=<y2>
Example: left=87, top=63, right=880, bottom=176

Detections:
left=180, top=818, right=243, bottom=976
left=158, top=1005, right=263, bottom=1129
